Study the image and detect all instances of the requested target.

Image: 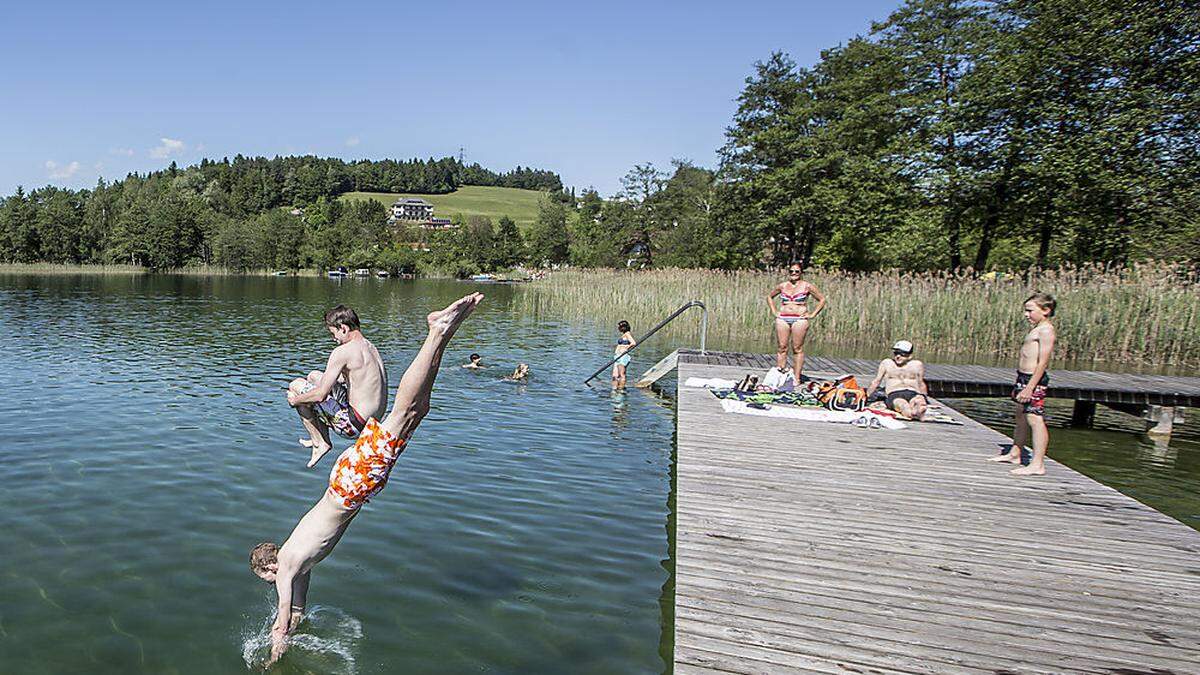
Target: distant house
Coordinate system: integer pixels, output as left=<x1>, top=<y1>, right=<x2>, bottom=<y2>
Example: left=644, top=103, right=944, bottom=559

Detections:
left=391, top=197, right=434, bottom=221
left=421, top=217, right=455, bottom=230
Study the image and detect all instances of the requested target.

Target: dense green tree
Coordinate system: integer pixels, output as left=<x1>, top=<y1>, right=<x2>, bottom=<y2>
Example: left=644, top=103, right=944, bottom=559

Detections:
left=461, top=216, right=497, bottom=270
left=33, top=187, right=85, bottom=263
left=527, top=196, right=570, bottom=266
left=655, top=161, right=719, bottom=268
left=493, top=216, right=524, bottom=268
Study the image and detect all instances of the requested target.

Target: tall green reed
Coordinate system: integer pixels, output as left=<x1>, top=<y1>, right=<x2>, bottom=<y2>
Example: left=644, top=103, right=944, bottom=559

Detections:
left=514, top=264, right=1199, bottom=370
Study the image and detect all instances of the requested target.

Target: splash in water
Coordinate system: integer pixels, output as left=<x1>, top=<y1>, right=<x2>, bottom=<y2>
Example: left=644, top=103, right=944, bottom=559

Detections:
left=241, top=604, right=363, bottom=673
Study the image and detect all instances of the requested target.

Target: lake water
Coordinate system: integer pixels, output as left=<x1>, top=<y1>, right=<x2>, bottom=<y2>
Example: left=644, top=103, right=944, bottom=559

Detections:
left=0, top=275, right=675, bottom=674
left=0, top=274, right=1196, bottom=673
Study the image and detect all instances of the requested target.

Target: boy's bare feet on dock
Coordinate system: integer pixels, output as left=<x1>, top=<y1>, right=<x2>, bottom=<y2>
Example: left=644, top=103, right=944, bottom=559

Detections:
left=428, top=293, right=483, bottom=337
left=987, top=452, right=1021, bottom=464
left=1010, top=465, right=1045, bottom=476
left=298, top=438, right=332, bottom=468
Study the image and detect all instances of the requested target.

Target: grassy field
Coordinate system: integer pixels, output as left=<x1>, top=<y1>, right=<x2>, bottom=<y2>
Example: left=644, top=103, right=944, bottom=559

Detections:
left=341, top=185, right=544, bottom=230
left=515, top=265, right=1200, bottom=371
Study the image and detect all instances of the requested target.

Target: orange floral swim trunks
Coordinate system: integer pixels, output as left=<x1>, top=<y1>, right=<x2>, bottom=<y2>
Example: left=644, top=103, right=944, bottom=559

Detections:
left=327, top=418, right=406, bottom=509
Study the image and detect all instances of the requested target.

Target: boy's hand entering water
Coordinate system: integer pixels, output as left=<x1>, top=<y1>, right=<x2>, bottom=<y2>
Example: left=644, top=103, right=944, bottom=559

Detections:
left=267, top=624, right=288, bottom=666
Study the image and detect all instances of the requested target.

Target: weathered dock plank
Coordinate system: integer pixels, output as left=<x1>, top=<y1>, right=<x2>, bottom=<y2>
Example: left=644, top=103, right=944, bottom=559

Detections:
left=672, top=360, right=1200, bottom=673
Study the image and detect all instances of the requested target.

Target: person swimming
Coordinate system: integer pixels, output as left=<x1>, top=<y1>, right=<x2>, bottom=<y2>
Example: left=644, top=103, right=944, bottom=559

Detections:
left=503, top=363, right=530, bottom=381
left=462, top=353, right=486, bottom=369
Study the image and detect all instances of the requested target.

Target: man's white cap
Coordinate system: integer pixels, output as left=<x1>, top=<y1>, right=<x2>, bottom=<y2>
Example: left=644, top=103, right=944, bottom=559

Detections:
left=892, top=340, right=914, bottom=354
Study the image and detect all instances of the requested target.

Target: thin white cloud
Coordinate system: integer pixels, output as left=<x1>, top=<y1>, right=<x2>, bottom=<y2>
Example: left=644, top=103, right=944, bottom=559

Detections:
left=345, top=136, right=361, bottom=147
left=150, top=137, right=186, bottom=159
left=45, top=160, right=81, bottom=179
left=110, top=147, right=135, bottom=156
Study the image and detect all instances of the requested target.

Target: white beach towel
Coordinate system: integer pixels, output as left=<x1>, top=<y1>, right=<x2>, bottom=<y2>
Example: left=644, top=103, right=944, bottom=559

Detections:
left=718, top=399, right=907, bottom=429
left=684, top=377, right=739, bottom=389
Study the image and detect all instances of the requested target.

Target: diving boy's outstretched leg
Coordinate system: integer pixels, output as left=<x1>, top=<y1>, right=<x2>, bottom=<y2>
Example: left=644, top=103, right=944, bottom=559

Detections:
left=381, top=292, right=484, bottom=441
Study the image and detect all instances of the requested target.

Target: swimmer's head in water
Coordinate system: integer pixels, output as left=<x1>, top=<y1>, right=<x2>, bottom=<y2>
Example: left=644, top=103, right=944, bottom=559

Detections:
left=470, top=353, right=481, bottom=362
left=250, top=542, right=280, bottom=582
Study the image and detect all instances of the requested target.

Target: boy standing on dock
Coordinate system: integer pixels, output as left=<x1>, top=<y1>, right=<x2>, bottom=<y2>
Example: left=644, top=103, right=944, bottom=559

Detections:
left=989, top=293, right=1057, bottom=476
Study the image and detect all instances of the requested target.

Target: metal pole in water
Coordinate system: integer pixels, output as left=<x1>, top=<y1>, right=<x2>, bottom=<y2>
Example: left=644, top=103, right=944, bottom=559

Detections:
left=583, top=300, right=707, bottom=385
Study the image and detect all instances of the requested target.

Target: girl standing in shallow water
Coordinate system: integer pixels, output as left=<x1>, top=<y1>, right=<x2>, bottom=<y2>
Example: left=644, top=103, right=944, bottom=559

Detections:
left=767, top=263, right=826, bottom=382
left=612, top=320, right=637, bottom=387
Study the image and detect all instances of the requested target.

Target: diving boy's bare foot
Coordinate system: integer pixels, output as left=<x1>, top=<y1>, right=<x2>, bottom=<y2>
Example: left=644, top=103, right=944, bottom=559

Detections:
left=988, top=452, right=1020, bottom=463
left=427, top=293, right=484, bottom=337
left=1011, top=465, right=1045, bottom=476
left=299, top=438, right=332, bottom=468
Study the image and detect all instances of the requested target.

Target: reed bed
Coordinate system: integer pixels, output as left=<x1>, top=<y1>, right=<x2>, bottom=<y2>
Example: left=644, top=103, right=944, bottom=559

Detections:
left=515, top=265, right=1200, bottom=370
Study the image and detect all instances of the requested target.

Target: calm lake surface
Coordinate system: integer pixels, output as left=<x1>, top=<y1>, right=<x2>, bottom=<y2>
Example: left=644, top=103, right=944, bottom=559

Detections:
left=0, top=275, right=676, bottom=674
left=0, top=274, right=1196, bottom=673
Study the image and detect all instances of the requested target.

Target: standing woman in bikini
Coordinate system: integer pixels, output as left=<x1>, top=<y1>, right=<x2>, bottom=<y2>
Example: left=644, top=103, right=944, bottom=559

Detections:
left=767, top=263, right=826, bottom=382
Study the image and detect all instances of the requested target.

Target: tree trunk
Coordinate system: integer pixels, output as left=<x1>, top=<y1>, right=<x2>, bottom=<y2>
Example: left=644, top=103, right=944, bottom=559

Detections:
left=946, top=208, right=962, bottom=270
left=799, top=221, right=815, bottom=269
left=973, top=149, right=1020, bottom=271
left=1036, top=202, right=1053, bottom=267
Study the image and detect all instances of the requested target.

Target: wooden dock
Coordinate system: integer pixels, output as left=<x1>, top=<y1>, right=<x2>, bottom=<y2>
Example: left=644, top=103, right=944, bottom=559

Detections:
left=675, top=349, right=1200, bottom=407
left=672, top=357, right=1200, bottom=674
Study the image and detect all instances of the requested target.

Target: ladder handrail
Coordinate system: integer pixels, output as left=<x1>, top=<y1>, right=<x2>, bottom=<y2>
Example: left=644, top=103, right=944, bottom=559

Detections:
left=583, top=300, right=707, bottom=385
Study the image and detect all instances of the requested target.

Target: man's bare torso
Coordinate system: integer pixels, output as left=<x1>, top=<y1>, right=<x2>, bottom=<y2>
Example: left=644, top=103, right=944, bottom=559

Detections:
left=336, top=338, right=387, bottom=420
left=879, top=359, right=924, bottom=394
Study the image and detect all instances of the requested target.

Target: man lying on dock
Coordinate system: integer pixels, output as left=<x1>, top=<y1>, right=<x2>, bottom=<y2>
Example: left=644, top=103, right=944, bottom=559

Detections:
left=287, top=305, right=388, bottom=468
left=251, top=293, right=483, bottom=665
left=866, top=340, right=929, bottom=421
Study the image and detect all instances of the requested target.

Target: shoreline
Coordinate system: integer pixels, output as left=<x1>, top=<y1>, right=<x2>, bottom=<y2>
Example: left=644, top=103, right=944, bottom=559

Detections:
left=0, top=263, right=326, bottom=276
left=3, top=263, right=1195, bottom=371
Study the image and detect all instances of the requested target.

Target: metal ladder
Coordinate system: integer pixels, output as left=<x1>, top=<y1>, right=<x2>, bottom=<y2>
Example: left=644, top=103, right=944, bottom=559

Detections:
left=582, top=300, right=708, bottom=386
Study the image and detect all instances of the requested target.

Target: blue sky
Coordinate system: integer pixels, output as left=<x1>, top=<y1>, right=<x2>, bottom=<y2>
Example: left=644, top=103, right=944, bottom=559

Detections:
left=1, top=0, right=900, bottom=197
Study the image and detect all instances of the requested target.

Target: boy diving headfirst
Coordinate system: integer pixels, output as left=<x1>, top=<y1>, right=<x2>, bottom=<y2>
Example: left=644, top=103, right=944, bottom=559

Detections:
left=251, top=293, right=483, bottom=665
left=287, top=305, right=387, bottom=468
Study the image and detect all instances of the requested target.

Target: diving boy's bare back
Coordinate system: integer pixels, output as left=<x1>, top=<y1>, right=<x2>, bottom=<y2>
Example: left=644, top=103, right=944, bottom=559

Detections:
left=252, top=293, right=483, bottom=665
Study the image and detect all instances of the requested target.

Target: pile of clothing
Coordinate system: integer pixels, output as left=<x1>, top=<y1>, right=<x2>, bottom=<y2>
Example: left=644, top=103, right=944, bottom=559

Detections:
left=719, top=369, right=869, bottom=412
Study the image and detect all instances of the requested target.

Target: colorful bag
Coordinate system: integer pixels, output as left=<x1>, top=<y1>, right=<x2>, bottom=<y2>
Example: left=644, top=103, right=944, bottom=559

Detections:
left=815, top=375, right=867, bottom=412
